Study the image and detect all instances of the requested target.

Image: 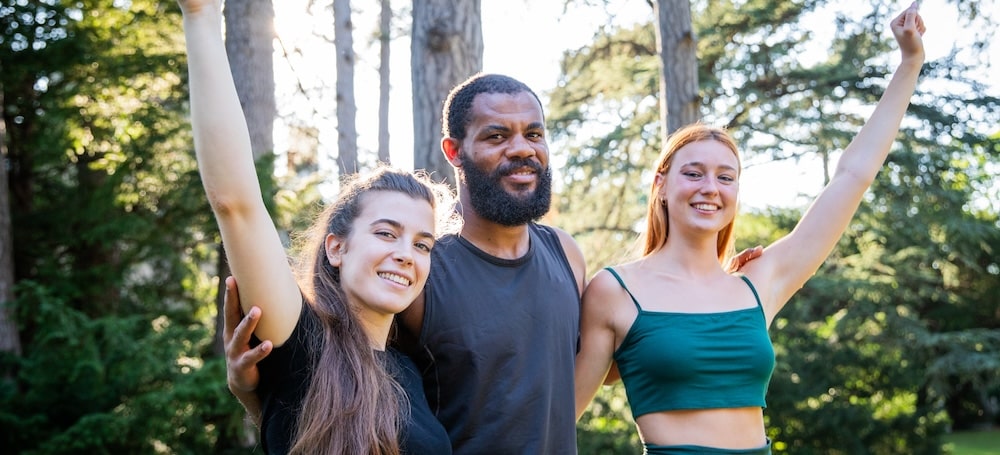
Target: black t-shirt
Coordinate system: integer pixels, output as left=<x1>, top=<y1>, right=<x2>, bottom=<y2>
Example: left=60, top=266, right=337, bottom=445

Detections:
left=256, top=303, right=451, bottom=454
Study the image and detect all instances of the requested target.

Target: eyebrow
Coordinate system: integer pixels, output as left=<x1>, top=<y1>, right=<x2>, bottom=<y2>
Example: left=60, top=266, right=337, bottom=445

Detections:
left=482, top=121, right=545, bottom=134
left=681, top=161, right=738, bottom=172
left=372, top=218, right=435, bottom=240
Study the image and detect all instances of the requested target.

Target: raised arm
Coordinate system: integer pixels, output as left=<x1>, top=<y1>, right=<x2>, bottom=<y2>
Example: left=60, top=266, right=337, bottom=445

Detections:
left=746, top=3, right=926, bottom=317
left=179, top=0, right=301, bottom=345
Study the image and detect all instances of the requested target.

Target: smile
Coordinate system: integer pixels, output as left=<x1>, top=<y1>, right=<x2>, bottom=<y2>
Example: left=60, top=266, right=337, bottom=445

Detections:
left=378, top=272, right=411, bottom=286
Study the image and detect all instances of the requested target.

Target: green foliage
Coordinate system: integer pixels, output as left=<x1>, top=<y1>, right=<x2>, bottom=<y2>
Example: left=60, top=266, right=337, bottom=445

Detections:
left=0, top=281, right=245, bottom=454
left=1, top=0, right=261, bottom=452
left=577, top=384, right=642, bottom=454
left=942, top=430, right=1000, bottom=455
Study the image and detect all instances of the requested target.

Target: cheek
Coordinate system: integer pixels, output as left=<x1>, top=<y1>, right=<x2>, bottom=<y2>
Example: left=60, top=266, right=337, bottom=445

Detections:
left=416, top=255, right=432, bottom=277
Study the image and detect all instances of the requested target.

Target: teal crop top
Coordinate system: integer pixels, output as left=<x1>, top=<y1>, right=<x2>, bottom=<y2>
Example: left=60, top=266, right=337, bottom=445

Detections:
left=608, top=267, right=775, bottom=419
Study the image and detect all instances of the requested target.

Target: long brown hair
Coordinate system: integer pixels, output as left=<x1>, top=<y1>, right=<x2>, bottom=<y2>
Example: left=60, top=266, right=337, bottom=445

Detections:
left=288, top=166, right=457, bottom=455
left=641, top=123, right=741, bottom=263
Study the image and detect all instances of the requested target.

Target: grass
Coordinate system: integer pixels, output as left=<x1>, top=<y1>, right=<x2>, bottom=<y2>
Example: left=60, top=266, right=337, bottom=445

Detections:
left=941, top=429, right=1000, bottom=455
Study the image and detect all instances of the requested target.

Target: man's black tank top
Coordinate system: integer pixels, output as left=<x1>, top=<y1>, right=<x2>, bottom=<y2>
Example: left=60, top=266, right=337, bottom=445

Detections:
left=411, top=223, right=580, bottom=455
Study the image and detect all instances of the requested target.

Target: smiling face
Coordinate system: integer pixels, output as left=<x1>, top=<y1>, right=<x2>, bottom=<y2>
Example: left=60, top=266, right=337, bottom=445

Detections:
left=448, top=91, right=552, bottom=226
left=658, top=139, right=741, bottom=236
left=325, top=191, right=436, bottom=326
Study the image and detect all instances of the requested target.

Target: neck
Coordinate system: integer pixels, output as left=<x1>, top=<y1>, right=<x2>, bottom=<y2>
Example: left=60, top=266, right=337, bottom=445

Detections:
left=357, top=311, right=393, bottom=351
left=649, top=234, right=724, bottom=278
left=460, top=215, right=532, bottom=259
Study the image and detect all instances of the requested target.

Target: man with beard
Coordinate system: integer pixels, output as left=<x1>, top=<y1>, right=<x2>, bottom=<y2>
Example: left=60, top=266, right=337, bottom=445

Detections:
left=393, top=73, right=587, bottom=454
left=224, top=73, right=587, bottom=454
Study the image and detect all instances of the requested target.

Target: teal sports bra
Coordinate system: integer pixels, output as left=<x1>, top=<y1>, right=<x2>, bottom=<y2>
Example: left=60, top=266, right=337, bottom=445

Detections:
left=608, top=267, right=775, bottom=419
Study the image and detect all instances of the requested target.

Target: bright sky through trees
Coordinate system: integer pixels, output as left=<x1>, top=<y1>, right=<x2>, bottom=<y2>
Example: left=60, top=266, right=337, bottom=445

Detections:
left=272, top=0, right=997, bottom=209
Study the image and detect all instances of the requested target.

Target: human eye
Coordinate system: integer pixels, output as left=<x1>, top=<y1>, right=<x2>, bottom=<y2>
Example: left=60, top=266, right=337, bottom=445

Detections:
left=719, top=174, right=736, bottom=183
left=415, top=240, right=434, bottom=253
left=375, top=230, right=397, bottom=240
left=683, top=171, right=702, bottom=178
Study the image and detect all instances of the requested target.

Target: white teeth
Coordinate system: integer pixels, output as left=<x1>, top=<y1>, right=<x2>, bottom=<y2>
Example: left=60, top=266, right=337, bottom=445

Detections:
left=693, top=203, right=717, bottom=211
left=378, top=273, right=410, bottom=286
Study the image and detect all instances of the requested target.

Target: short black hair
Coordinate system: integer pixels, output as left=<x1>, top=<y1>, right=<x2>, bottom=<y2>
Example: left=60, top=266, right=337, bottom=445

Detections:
left=441, top=73, right=543, bottom=140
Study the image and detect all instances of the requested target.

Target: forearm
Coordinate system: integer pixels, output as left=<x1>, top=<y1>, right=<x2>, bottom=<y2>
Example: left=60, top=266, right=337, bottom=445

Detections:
left=835, top=57, right=922, bottom=181
left=231, top=384, right=263, bottom=427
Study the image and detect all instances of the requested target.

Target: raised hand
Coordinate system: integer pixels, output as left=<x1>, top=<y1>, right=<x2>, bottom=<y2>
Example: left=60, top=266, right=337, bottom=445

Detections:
left=890, top=2, right=926, bottom=62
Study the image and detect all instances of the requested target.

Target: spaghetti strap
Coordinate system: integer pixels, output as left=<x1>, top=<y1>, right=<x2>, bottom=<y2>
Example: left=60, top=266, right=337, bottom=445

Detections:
left=604, top=267, right=643, bottom=311
left=738, top=275, right=764, bottom=309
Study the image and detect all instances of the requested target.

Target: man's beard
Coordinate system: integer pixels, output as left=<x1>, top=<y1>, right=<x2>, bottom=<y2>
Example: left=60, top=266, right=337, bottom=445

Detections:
left=459, top=153, right=552, bottom=227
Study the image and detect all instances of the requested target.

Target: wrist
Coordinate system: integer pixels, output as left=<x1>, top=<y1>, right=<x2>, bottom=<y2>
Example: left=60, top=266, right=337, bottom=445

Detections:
left=899, top=53, right=925, bottom=69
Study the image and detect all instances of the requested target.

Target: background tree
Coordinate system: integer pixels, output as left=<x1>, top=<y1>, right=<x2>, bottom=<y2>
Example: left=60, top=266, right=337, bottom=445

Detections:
left=410, top=0, right=483, bottom=186
left=653, top=0, right=700, bottom=135
left=334, top=0, right=359, bottom=175
left=0, top=71, right=17, bottom=360
left=377, top=0, right=393, bottom=165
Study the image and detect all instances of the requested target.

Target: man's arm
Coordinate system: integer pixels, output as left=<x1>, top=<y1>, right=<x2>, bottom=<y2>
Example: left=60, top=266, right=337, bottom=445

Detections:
left=222, top=276, right=270, bottom=426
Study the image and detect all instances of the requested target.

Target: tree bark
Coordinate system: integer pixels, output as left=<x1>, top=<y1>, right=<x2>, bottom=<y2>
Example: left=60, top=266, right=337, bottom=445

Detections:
left=334, top=0, right=359, bottom=176
left=0, top=83, right=20, bottom=358
left=377, top=0, right=392, bottom=165
left=411, top=0, right=483, bottom=187
left=653, top=0, right=700, bottom=136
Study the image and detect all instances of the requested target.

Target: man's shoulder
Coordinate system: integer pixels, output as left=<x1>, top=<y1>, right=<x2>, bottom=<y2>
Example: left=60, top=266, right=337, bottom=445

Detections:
left=530, top=223, right=578, bottom=250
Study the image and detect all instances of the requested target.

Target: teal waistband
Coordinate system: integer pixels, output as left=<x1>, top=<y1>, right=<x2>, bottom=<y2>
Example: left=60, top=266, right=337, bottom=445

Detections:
left=644, top=439, right=771, bottom=455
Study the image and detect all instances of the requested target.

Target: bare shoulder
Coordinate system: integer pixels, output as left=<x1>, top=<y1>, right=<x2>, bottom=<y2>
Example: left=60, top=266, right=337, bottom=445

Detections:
left=549, top=225, right=583, bottom=257
left=583, top=268, right=631, bottom=310
left=582, top=267, right=639, bottom=335
left=546, top=225, right=587, bottom=293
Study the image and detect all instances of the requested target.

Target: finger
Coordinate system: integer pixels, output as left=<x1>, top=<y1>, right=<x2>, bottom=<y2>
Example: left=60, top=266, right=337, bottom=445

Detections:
left=223, top=276, right=241, bottom=338
left=904, top=7, right=917, bottom=29
left=247, top=340, right=272, bottom=363
left=230, top=340, right=271, bottom=379
left=230, top=306, right=261, bottom=353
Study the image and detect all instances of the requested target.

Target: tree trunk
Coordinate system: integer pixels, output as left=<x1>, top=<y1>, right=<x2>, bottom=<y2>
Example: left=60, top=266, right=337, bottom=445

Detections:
left=411, top=0, right=483, bottom=187
left=377, top=0, right=392, bottom=165
left=653, top=0, right=700, bottom=136
left=0, top=84, right=20, bottom=359
left=218, top=0, right=276, bottom=357
left=334, top=0, right=359, bottom=176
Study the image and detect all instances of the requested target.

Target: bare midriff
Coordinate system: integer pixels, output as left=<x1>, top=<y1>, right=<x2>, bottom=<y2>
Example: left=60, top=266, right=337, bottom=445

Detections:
left=635, top=407, right=767, bottom=448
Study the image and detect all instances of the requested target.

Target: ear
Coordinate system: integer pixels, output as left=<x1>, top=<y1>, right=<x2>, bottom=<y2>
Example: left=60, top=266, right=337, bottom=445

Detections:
left=653, top=172, right=668, bottom=197
left=442, top=137, right=462, bottom=166
left=325, top=233, right=344, bottom=267
left=653, top=171, right=666, bottom=188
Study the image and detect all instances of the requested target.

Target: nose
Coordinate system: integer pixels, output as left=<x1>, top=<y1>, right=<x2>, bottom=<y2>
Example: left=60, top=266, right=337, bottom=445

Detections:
left=700, top=176, right=719, bottom=195
left=506, top=134, right=539, bottom=161
left=393, top=244, right=414, bottom=266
